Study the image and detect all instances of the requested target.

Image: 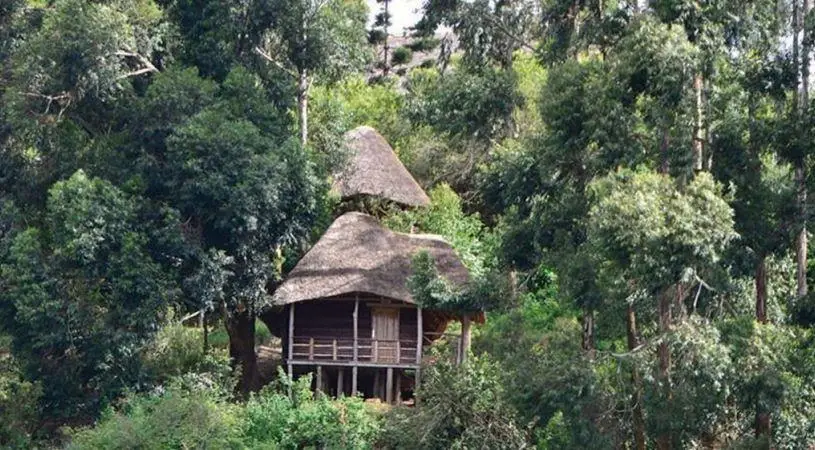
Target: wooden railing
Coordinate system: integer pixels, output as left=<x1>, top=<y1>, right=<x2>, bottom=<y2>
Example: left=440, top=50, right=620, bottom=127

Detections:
left=291, top=336, right=419, bottom=365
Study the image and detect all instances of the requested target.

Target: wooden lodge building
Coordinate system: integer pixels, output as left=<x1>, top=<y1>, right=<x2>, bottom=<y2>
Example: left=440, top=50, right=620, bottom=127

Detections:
left=268, top=126, right=470, bottom=404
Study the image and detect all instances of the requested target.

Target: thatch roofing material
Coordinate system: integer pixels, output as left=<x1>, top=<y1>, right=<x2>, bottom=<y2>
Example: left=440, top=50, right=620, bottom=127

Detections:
left=333, top=126, right=431, bottom=207
left=272, top=212, right=468, bottom=305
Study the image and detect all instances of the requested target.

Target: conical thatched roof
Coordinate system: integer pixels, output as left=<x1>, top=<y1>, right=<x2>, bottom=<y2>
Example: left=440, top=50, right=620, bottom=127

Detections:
left=272, top=212, right=468, bottom=305
left=333, top=126, right=431, bottom=207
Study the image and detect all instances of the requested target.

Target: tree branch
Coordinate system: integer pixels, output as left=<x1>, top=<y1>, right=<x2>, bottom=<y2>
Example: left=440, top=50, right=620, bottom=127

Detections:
left=115, top=50, right=159, bottom=78
left=254, top=46, right=298, bottom=78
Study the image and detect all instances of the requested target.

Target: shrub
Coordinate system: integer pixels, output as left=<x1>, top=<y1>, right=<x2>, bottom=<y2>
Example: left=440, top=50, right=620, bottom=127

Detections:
left=368, top=29, right=387, bottom=45
left=69, top=369, right=383, bottom=449
left=0, top=356, right=41, bottom=449
left=391, top=46, right=413, bottom=66
left=406, top=37, right=440, bottom=52
left=67, top=380, right=243, bottom=449
left=379, top=356, right=529, bottom=449
left=419, top=58, right=435, bottom=69
left=243, top=369, right=382, bottom=449
left=141, top=322, right=231, bottom=386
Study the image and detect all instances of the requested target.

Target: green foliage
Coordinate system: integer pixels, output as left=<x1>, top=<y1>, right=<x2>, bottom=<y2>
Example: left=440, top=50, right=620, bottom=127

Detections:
left=407, top=65, right=521, bottom=142
left=67, top=381, right=244, bottom=450
left=639, top=319, right=734, bottom=447
left=244, top=370, right=381, bottom=449
left=6, top=0, right=166, bottom=125
left=408, top=250, right=510, bottom=315
left=391, top=46, right=413, bottom=66
left=310, top=75, right=406, bottom=152
left=481, top=311, right=615, bottom=448
left=588, top=168, right=736, bottom=295
left=69, top=370, right=382, bottom=449
left=406, top=37, right=441, bottom=52
left=0, top=356, right=41, bottom=449
left=385, top=184, right=494, bottom=274
left=141, top=323, right=231, bottom=385
left=263, top=0, right=370, bottom=81
left=380, top=356, right=529, bottom=449
left=0, top=171, right=180, bottom=419
left=160, top=67, right=323, bottom=316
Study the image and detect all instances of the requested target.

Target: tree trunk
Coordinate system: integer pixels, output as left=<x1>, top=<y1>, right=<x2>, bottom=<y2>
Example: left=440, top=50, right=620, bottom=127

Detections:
left=582, top=307, right=595, bottom=359
left=383, top=0, right=390, bottom=76
left=660, top=128, right=670, bottom=175
left=703, top=77, right=713, bottom=171
left=755, top=410, right=772, bottom=444
left=202, top=310, right=209, bottom=354
left=795, top=0, right=810, bottom=301
left=459, top=315, right=472, bottom=364
left=626, top=304, right=647, bottom=450
left=756, top=255, right=768, bottom=323
left=656, top=289, right=673, bottom=450
left=297, top=68, right=309, bottom=146
left=226, top=309, right=261, bottom=395
left=693, top=73, right=704, bottom=172
left=796, top=166, right=809, bottom=301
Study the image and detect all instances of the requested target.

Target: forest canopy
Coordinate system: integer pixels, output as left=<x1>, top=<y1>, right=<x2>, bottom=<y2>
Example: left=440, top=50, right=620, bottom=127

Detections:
left=3, top=0, right=815, bottom=449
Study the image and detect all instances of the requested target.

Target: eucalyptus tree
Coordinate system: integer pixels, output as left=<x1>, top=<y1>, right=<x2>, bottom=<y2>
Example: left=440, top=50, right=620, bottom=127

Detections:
left=254, top=0, right=369, bottom=145
left=587, top=168, right=736, bottom=449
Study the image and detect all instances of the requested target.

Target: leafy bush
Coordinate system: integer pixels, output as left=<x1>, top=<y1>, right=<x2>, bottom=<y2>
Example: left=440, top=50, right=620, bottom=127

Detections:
left=385, top=184, right=496, bottom=275
left=0, top=356, right=41, bottom=449
left=391, top=46, right=413, bottom=66
left=406, top=37, right=440, bottom=52
left=244, top=370, right=382, bottom=449
left=67, top=379, right=243, bottom=450
left=379, top=356, right=529, bottom=449
left=69, top=369, right=383, bottom=449
left=368, top=29, right=387, bottom=44
left=141, top=322, right=231, bottom=385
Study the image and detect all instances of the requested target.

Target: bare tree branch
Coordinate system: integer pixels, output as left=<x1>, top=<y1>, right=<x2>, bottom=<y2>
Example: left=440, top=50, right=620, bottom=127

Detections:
left=115, top=50, right=159, bottom=78
left=254, top=46, right=298, bottom=78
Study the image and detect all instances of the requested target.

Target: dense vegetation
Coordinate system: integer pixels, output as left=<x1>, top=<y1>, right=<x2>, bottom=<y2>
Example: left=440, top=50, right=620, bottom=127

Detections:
left=3, top=0, right=815, bottom=448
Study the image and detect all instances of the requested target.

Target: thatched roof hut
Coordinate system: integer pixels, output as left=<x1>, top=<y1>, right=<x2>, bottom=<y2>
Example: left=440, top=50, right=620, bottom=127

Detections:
left=272, top=212, right=467, bottom=306
left=333, top=126, right=431, bottom=207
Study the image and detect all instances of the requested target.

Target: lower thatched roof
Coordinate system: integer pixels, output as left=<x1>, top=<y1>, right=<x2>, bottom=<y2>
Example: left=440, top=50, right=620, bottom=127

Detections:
left=333, top=126, right=431, bottom=207
left=272, top=212, right=468, bottom=305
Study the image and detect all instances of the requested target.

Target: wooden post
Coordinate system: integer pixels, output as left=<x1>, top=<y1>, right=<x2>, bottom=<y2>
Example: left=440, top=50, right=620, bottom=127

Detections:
left=373, top=340, right=379, bottom=362
left=352, top=296, right=359, bottom=396
left=332, top=339, right=337, bottom=361
left=396, top=341, right=401, bottom=364
left=415, top=367, right=421, bottom=406
left=309, top=337, right=314, bottom=360
left=459, top=315, right=471, bottom=364
left=395, top=370, right=402, bottom=404
left=288, top=304, right=295, bottom=381
left=353, top=296, right=359, bottom=361
left=316, top=365, right=323, bottom=394
left=386, top=367, right=394, bottom=404
left=337, top=368, right=344, bottom=397
left=416, top=307, right=423, bottom=365
left=416, top=307, right=423, bottom=406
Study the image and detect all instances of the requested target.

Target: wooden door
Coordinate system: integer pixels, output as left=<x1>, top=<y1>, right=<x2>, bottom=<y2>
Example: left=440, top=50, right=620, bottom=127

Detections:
left=372, top=308, right=399, bottom=363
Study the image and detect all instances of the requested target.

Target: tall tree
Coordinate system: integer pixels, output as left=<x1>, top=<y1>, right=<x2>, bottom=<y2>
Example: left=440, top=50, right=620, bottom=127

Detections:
left=255, top=0, right=369, bottom=145
left=155, top=68, right=324, bottom=393
left=0, top=171, right=182, bottom=420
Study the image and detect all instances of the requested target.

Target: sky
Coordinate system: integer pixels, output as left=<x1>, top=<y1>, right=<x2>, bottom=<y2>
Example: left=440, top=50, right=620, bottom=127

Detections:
left=366, top=0, right=424, bottom=35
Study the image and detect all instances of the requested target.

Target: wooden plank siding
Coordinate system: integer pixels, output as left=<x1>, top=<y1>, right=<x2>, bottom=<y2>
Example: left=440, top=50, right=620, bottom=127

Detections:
left=285, top=296, right=424, bottom=366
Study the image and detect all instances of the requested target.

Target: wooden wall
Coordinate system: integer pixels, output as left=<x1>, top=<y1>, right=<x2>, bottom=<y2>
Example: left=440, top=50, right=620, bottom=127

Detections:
left=282, top=294, right=452, bottom=358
